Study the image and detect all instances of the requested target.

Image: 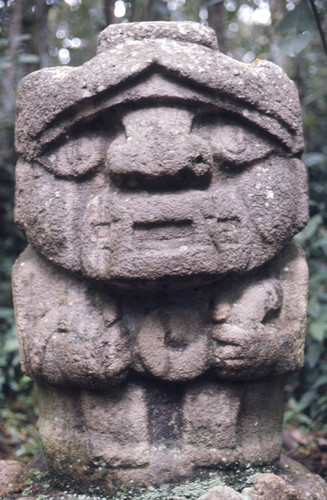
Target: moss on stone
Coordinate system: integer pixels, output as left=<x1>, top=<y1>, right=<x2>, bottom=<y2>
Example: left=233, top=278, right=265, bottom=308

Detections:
left=43, top=462, right=278, bottom=500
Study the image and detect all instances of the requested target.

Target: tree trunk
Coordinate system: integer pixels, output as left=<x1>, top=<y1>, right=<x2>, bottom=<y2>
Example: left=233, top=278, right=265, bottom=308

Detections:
left=36, top=0, right=50, bottom=68
left=207, top=0, right=226, bottom=54
left=268, top=0, right=287, bottom=67
left=131, top=0, right=167, bottom=22
left=104, top=0, right=115, bottom=26
left=1, top=0, right=23, bottom=124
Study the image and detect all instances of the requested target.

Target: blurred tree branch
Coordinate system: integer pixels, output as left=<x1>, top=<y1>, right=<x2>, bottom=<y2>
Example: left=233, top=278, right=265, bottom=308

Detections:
left=307, top=0, right=327, bottom=59
left=0, top=0, right=23, bottom=125
left=104, top=0, right=115, bottom=26
left=207, top=0, right=226, bottom=53
left=36, top=0, right=50, bottom=68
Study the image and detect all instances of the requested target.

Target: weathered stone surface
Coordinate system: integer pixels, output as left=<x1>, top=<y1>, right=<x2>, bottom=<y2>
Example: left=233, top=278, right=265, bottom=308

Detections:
left=244, top=472, right=327, bottom=499
left=0, top=459, right=28, bottom=497
left=15, top=23, right=304, bottom=160
left=14, top=22, right=308, bottom=285
left=196, top=471, right=327, bottom=500
left=198, top=485, right=244, bottom=499
left=13, top=21, right=309, bottom=495
left=13, top=242, right=307, bottom=387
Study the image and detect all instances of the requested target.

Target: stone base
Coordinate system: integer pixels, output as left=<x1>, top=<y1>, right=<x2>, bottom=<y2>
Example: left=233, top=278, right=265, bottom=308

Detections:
left=242, top=471, right=327, bottom=499
left=46, top=466, right=327, bottom=499
left=48, top=467, right=271, bottom=499
left=55, top=468, right=327, bottom=500
left=199, top=471, right=327, bottom=500
left=37, top=377, right=285, bottom=496
left=0, top=460, right=28, bottom=498
left=1, top=457, right=326, bottom=499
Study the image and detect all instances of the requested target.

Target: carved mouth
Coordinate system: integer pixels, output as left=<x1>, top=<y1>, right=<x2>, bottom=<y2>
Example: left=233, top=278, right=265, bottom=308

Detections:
left=133, top=219, right=194, bottom=250
left=205, top=217, right=241, bottom=247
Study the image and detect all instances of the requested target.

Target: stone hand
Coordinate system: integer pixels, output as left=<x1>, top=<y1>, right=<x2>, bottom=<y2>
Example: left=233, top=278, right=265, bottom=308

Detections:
left=211, top=280, right=284, bottom=379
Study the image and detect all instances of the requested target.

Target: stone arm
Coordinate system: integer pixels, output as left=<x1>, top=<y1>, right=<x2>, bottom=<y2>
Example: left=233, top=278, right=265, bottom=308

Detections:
left=13, top=243, right=307, bottom=386
left=12, top=246, right=131, bottom=389
left=210, top=242, right=308, bottom=380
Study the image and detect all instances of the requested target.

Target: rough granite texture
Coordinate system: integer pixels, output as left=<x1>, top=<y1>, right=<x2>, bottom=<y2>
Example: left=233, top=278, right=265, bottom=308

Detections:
left=12, top=20, right=322, bottom=497
left=0, top=460, right=28, bottom=498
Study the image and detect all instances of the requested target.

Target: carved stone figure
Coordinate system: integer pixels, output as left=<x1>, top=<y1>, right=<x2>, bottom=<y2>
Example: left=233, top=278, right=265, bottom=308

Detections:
left=13, top=22, right=310, bottom=497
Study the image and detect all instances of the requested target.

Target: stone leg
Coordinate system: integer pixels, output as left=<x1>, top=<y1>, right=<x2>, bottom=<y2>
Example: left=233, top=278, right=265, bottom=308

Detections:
left=183, top=377, right=284, bottom=468
left=37, top=376, right=285, bottom=495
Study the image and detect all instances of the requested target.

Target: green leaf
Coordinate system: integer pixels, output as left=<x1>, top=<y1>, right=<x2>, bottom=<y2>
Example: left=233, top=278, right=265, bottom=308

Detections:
left=294, top=390, right=317, bottom=413
left=278, top=31, right=314, bottom=57
left=0, top=38, right=9, bottom=48
left=0, top=307, right=14, bottom=320
left=17, top=375, right=32, bottom=391
left=307, top=298, right=321, bottom=319
left=275, top=0, right=315, bottom=34
left=309, top=321, right=326, bottom=342
left=204, top=0, right=224, bottom=7
left=3, top=336, right=18, bottom=354
left=13, top=34, right=32, bottom=43
left=275, top=0, right=316, bottom=57
left=312, top=235, right=327, bottom=250
left=295, top=213, right=323, bottom=244
left=18, top=54, right=40, bottom=64
left=308, top=297, right=322, bottom=319
left=309, top=270, right=327, bottom=286
left=306, top=342, right=322, bottom=368
left=0, top=60, right=12, bottom=70
left=313, top=374, right=327, bottom=389
left=304, top=152, right=327, bottom=168
left=284, top=410, right=312, bottom=426
left=284, top=394, right=314, bottom=424
left=292, top=413, right=312, bottom=425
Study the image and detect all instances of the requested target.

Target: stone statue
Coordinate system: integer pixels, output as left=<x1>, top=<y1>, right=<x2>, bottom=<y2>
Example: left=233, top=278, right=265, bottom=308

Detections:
left=13, top=21, right=312, bottom=497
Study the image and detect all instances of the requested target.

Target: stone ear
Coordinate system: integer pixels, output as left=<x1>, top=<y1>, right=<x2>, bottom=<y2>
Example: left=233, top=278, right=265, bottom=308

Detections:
left=14, top=159, right=31, bottom=234
left=292, top=158, right=309, bottom=232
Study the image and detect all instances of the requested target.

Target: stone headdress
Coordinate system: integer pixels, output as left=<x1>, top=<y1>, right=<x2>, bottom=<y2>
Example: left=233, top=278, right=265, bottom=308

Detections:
left=15, top=22, right=303, bottom=162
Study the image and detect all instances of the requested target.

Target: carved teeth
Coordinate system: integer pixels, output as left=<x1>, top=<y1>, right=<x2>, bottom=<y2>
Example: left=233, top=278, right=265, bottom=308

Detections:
left=133, top=220, right=194, bottom=249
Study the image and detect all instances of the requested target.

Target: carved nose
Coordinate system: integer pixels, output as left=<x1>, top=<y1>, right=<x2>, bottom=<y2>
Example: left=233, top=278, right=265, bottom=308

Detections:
left=106, top=107, right=213, bottom=190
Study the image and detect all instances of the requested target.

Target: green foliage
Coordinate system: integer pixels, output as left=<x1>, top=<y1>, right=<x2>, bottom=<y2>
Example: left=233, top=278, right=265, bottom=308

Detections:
left=0, top=0, right=31, bottom=420
left=290, top=0, right=327, bottom=425
left=287, top=148, right=327, bottom=431
left=21, top=469, right=50, bottom=497
left=275, top=0, right=315, bottom=56
left=0, top=305, right=33, bottom=401
left=0, top=389, right=40, bottom=459
left=0, top=308, right=20, bottom=398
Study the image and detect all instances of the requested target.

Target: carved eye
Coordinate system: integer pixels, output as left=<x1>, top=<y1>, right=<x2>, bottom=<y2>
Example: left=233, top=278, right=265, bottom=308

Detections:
left=210, top=119, right=276, bottom=167
left=36, top=132, right=106, bottom=177
left=193, top=113, right=279, bottom=169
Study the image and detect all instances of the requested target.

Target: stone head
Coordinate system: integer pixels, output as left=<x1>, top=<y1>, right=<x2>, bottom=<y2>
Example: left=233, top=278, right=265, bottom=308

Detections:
left=15, top=22, right=308, bottom=287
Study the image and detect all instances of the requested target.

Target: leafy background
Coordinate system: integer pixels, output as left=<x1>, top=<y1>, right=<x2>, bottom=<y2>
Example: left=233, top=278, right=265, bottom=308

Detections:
left=0, top=0, right=326, bottom=473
